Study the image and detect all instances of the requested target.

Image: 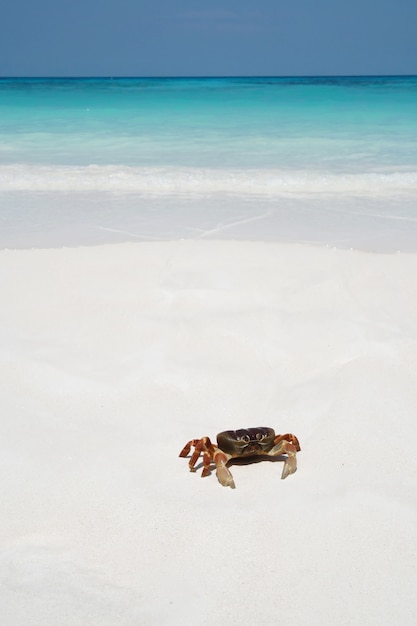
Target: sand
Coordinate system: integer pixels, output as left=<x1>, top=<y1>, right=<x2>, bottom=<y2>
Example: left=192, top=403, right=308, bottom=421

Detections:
left=1, top=240, right=417, bottom=625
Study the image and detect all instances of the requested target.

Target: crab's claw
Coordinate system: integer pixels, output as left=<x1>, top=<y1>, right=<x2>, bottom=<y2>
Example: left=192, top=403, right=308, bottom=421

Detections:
left=281, top=453, right=297, bottom=479
left=268, top=439, right=298, bottom=479
left=213, top=450, right=235, bottom=488
left=216, top=465, right=235, bottom=489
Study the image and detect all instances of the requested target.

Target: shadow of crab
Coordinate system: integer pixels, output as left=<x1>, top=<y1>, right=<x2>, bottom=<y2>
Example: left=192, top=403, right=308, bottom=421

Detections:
left=193, top=453, right=289, bottom=474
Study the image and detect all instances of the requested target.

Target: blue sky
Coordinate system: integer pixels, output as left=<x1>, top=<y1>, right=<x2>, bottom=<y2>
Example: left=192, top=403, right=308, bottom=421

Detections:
left=1, top=0, right=416, bottom=76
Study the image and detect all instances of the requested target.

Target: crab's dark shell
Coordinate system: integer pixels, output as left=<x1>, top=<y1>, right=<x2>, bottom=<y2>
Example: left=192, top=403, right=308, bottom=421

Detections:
left=216, top=427, right=276, bottom=457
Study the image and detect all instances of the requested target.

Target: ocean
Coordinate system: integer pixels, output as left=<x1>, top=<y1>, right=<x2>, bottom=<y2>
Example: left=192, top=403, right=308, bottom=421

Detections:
left=1, top=76, right=416, bottom=250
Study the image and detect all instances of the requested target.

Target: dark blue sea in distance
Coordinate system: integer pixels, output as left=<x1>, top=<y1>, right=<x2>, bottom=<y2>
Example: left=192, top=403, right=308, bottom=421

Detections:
left=1, top=76, right=416, bottom=250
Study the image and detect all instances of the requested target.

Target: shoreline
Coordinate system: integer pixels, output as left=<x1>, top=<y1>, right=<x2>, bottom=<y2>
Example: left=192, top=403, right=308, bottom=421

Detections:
left=2, top=191, right=417, bottom=253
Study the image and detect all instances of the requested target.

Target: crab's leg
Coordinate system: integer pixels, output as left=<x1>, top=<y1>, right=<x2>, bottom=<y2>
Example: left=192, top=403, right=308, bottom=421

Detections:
left=201, top=451, right=213, bottom=477
left=195, top=437, right=217, bottom=475
left=179, top=439, right=196, bottom=458
left=179, top=437, right=217, bottom=474
left=267, top=438, right=299, bottom=479
left=274, top=433, right=301, bottom=451
left=213, top=450, right=235, bottom=488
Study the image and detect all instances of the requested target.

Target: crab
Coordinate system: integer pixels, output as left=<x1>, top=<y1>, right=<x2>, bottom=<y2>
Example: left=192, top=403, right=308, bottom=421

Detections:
left=179, top=427, right=300, bottom=488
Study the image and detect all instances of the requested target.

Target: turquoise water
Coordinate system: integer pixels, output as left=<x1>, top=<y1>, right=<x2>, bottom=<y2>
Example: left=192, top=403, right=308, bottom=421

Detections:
left=1, top=76, right=417, bottom=170
left=1, top=76, right=417, bottom=249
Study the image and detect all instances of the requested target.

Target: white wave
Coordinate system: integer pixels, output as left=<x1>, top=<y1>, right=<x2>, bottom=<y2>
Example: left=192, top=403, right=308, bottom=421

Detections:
left=1, top=164, right=416, bottom=196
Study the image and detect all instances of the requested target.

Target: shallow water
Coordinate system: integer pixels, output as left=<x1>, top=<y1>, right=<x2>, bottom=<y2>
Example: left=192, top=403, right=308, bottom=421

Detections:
left=1, top=76, right=416, bottom=250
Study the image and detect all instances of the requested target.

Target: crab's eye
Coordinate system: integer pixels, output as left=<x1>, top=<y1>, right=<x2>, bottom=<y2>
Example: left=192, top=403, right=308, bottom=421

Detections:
left=242, top=434, right=250, bottom=442
left=256, top=432, right=264, bottom=441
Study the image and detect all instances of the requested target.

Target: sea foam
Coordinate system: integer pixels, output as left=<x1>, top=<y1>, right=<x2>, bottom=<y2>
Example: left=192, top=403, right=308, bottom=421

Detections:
left=1, top=164, right=416, bottom=196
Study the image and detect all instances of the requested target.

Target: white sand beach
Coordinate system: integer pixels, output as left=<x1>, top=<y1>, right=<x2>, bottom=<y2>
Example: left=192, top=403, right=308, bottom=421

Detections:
left=1, top=239, right=417, bottom=625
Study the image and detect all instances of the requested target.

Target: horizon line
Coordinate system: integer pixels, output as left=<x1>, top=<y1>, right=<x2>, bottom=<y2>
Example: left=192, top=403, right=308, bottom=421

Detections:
left=1, top=73, right=416, bottom=80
